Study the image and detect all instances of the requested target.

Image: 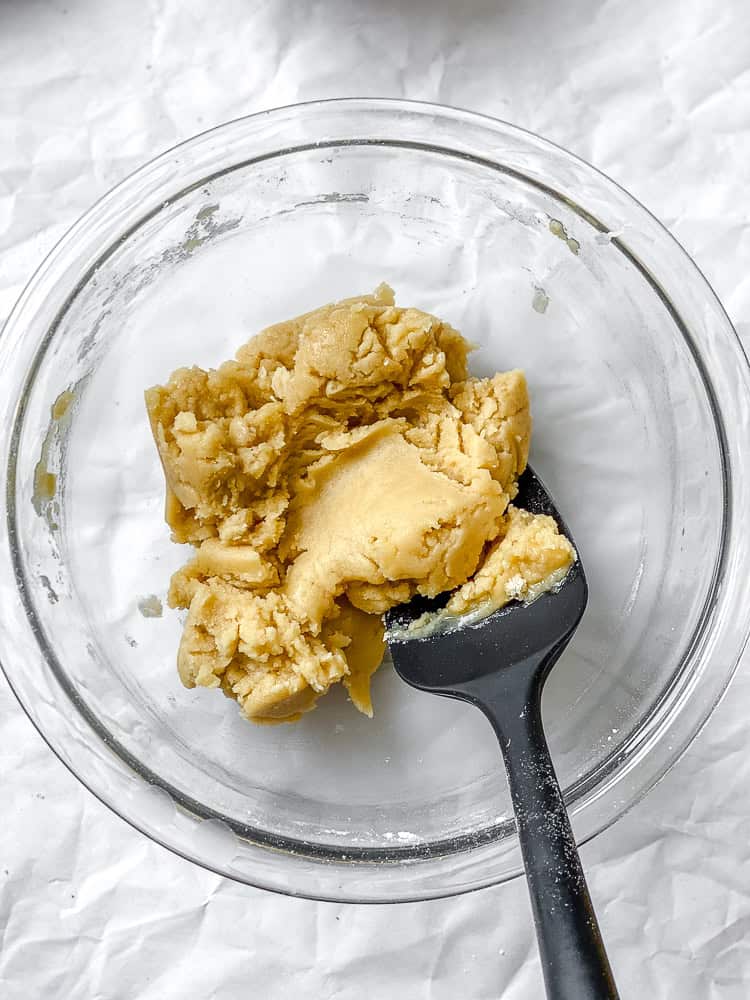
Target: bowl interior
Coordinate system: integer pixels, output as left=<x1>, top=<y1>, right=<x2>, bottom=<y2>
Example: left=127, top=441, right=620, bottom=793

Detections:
left=5, top=117, right=734, bottom=898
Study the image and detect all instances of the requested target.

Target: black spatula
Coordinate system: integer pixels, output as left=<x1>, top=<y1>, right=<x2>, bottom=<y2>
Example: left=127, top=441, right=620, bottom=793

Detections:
left=385, top=466, right=619, bottom=1000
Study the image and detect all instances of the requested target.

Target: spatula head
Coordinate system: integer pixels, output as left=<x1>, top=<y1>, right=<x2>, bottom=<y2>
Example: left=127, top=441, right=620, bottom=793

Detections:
left=384, top=466, right=588, bottom=693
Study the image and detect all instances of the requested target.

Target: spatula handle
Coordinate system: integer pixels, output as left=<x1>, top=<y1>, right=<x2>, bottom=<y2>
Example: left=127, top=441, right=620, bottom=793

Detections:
left=476, top=667, right=620, bottom=1000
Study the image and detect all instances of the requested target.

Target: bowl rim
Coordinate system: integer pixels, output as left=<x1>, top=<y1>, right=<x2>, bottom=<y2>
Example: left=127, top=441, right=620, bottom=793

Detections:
left=2, top=97, right=750, bottom=902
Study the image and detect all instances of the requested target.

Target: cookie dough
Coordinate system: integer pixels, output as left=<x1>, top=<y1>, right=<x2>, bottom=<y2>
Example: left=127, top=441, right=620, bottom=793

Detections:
left=146, top=285, right=574, bottom=723
left=447, top=506, right=575, bottom=614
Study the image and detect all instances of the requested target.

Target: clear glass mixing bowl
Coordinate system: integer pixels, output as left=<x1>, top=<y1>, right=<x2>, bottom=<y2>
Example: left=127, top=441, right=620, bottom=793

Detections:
left=1, top=100, right=749, bottom=902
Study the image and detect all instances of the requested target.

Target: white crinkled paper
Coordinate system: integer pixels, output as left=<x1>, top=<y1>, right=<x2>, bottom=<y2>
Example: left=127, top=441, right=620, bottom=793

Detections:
left=2, top=0, right=750, bottom=996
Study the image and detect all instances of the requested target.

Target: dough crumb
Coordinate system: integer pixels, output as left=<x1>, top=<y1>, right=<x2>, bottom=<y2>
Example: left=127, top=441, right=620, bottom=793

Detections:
left=531, top=287, right=549, bottom=314
left=146, top=286, right=573, bottom=723
left=138, top=594, right=163, bottom=618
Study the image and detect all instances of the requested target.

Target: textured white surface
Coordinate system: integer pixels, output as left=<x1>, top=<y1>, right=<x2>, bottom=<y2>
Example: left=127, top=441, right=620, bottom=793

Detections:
left=2, top=0, right=750, bottom=996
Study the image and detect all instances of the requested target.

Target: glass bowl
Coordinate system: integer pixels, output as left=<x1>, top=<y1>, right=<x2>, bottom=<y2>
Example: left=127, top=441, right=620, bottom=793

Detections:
left=1, top=99, right=749, bottom=903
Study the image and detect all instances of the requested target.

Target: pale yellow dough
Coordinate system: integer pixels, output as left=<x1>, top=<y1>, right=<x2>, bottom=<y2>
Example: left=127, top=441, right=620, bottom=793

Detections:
left=146, top=285, right=574, bottom=723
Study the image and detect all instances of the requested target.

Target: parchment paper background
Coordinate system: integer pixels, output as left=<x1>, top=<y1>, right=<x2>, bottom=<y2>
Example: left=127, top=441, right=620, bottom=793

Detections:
left=2, top=1, right=750, bottom=996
